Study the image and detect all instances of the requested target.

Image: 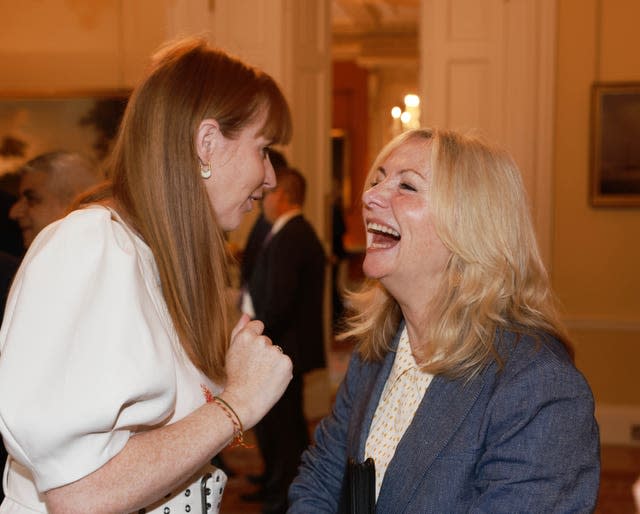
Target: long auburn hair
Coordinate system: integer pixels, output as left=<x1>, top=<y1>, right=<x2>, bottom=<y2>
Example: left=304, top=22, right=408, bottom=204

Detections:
left=83, top=38, right=291, bottom=381
left=341, top=129, right=570, bottom=380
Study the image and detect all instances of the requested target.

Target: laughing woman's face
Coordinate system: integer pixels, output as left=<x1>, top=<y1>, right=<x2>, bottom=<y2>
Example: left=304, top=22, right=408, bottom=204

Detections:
left=361, top=137, right=451, bottom=298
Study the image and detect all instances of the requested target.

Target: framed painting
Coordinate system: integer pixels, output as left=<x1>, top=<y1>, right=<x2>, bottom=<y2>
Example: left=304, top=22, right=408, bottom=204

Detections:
left=0, top=90, right=129, bottom=181
left=590, top=82, right=640, bottom=207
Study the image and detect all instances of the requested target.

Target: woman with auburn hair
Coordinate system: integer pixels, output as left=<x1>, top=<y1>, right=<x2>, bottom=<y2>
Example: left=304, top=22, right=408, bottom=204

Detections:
left=0, top=37, right=293, bottom=514
left=289, top=129, right=600, bottom=513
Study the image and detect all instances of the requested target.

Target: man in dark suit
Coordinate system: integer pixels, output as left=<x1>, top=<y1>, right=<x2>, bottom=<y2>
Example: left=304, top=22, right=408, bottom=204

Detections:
left=247, top=167, right=326, bottom=514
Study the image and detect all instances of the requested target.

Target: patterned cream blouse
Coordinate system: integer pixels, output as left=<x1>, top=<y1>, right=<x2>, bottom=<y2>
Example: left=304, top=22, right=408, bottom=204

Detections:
left=364, top=326, right=434, bottom=499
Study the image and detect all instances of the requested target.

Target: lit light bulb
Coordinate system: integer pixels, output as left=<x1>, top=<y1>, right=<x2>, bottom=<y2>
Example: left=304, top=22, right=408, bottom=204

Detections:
left=404, top=94, right=420, bottom=108
left=391, top=106, right=402, bottom=119
left=400, top=111, right=412, bottom=124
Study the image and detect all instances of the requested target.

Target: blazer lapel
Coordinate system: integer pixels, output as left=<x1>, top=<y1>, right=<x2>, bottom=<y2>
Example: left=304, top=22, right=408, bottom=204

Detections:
left=349, top=326, right=404, bottom=460
left=375, top=364, right=489, bottom=512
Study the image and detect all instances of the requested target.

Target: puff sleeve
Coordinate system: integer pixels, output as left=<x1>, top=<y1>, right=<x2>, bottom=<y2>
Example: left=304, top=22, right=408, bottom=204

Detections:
left=0, top=207, right=178, bottom=492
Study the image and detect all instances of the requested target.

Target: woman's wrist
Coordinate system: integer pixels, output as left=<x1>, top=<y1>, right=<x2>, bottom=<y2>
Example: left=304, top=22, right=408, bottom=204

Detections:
left=217, top=389, right=252, bottom=429
left=209, top=389, right=255, bottom=448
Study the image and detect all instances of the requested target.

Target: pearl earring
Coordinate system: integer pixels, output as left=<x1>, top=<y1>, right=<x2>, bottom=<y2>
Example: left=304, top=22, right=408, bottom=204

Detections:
left=200, top=162, right=212, bottom=179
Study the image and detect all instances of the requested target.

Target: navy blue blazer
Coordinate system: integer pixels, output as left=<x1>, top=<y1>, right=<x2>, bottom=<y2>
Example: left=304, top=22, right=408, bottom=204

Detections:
left=249, top=214, right=326, bottom=375
left=289, top=325, right=600, bottom=513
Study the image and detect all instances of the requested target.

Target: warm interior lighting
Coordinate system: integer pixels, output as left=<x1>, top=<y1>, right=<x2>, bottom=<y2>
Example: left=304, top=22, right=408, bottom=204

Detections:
left=404, top=94, right=420, bottom=108
left=390, top=93, right=421, bottom=137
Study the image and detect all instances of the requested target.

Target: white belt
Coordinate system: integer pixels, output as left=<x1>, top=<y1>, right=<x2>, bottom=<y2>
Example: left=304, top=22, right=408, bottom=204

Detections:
left=139, top=465, right=227, bottom=514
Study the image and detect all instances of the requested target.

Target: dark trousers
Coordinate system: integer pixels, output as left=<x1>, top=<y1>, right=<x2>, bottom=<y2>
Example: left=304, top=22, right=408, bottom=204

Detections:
left=254, top=374, right=309, bottom=513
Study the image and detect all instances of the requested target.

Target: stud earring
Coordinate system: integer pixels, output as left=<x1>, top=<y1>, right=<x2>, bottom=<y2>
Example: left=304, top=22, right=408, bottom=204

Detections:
left=200, top=161, right=212, bottom=179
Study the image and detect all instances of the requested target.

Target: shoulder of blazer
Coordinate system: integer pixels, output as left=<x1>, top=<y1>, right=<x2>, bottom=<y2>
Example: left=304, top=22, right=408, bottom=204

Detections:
left=493, top=329, right=575, bottom=378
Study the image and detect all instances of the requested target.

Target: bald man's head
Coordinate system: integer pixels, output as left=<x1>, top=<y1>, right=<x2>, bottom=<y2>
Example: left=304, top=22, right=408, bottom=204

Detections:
left=9, top=152, right=102, bottom=247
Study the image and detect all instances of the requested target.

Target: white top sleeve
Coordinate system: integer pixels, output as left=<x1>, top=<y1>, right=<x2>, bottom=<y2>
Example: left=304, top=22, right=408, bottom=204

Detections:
left=0, top=207, right=179, bottom=492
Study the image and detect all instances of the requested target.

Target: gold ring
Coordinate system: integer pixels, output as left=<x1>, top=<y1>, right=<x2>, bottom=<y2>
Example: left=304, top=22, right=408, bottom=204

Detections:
left=274, top=345, right=283, bottom=353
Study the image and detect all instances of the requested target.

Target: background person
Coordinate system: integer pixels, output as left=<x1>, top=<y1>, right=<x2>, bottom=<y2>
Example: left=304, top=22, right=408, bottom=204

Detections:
left=289, top=128, right=600, bottom=513
left=9, top=151, right=102, bottom=248
left=0, top=37, right=293, bottom=514
left=247, top=167, right=326, bottom=514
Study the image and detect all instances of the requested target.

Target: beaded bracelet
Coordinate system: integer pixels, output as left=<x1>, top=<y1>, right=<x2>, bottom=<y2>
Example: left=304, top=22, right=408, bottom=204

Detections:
left=201, top=384, right=253, bottom=449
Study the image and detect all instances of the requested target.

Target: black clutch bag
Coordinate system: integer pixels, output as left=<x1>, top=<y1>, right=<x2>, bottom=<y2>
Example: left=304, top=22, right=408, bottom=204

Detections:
left=338, top=457, right=376, bottom=514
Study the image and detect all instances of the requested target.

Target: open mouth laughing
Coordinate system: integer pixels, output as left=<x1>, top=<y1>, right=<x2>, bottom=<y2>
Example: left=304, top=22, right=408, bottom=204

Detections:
left=366, top=221, right=401, bottom=249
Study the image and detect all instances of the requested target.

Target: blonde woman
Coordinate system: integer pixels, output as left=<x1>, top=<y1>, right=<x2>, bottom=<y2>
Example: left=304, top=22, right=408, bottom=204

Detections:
left=0, top=38, right=293, bottom=514
left=289, top=129, right=599, bottom=513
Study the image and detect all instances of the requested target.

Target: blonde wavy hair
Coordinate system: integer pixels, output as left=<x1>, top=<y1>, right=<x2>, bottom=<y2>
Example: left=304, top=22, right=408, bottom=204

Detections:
left=82, top=38, right=291, bottom=382
left=341, top=128, right=569, bottom=380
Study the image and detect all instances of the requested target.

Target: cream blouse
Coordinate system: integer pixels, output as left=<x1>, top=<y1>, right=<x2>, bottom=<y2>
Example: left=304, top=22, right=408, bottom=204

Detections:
left=365, top=326, right=433, bottom=499
left=0, top=206, right=219, bottom=513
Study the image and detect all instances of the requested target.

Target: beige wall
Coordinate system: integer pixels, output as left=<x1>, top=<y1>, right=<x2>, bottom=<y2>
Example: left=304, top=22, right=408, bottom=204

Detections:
left=555, top=0, right=640, bottom=437
left=0, top=0, right=167, bottom=91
